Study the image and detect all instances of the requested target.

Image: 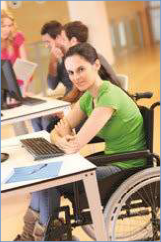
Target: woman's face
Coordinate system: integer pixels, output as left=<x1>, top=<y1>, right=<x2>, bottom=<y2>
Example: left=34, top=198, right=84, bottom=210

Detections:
left=65, top=54, right=99, bottom=91
left=1, top=17, right=14, bottom=39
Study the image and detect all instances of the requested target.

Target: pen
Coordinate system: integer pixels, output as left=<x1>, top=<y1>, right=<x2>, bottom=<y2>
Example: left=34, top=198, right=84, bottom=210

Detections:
left=29, top=164, right=48, bottom=175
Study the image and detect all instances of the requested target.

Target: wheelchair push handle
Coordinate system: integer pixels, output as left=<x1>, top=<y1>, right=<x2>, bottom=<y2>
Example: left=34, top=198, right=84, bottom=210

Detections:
left=133, top=92, right=153, bottom=100
left=151, top=101, right=160, bottom=110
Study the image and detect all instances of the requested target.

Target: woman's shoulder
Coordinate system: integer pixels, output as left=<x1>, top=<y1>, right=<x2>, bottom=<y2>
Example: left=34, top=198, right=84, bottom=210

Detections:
left=99, top=81, right=120, bottom=94
left=80, top=90, right=92, bottom=104
left=99, top=81, right=111, bottom=94
left=13, top=31, right=25, bottom=46
left=98, top=81, right=123, bottom=104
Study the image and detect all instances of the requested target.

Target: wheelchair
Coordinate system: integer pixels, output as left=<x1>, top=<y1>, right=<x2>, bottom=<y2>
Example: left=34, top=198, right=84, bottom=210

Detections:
left=44, top=92, right=160, bottom=241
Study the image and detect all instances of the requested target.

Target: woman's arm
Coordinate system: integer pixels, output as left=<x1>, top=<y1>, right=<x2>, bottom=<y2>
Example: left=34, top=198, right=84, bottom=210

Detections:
left=51, top=104, right=114, bottom=154
left=50, top=101, right=86, bottom=148
left=63, top=106, right=114, bottom=154
left=19, top=43, right=27, bottom=60
left=65, top=101, right=86, bottom=129
left=75, top=106, right=114, bottom=150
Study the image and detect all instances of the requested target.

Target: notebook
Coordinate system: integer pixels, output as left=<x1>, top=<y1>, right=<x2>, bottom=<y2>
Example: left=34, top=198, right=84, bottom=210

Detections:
left=6, top=162, right=62, bottom=184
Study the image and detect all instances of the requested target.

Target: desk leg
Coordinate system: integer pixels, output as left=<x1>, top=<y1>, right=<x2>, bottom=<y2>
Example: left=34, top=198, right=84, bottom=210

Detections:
left=83, top=171, right=107, bottom=241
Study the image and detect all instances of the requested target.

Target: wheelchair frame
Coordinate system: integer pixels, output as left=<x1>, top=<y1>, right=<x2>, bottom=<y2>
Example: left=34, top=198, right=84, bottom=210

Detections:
left=44, top=96, right=160, bottom=241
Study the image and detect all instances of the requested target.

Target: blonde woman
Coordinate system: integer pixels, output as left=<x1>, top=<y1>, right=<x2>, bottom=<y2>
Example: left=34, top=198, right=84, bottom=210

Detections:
left=1, top=10, right=31, bottom=134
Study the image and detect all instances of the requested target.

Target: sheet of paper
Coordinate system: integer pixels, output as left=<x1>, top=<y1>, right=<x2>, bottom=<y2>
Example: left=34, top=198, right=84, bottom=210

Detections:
left=6, top=161, right=63, bottom=183
left=1, top=165, right=14, bottom=184
left=13, top=58, right=38, bottom=81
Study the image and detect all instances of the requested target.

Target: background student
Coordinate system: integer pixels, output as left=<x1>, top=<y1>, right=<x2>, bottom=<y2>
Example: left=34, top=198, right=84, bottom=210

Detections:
left=32, top=20, right=121, bottom=132
left=1, top=9, right=32, bottom=135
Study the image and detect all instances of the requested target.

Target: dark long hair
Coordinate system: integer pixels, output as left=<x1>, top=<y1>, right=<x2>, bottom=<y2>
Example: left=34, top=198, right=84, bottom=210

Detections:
left=64, top=43, right=133, bottom=98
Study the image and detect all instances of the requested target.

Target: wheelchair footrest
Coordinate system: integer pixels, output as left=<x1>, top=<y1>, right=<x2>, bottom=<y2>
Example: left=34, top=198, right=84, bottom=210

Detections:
left=44, top=206, right=73, bottom=241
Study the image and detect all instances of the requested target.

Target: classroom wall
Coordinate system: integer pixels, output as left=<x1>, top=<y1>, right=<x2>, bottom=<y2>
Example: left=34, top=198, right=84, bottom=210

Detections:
left=6, top=1, right=70, bottom=44
left=3, top=1, right=154, bottom=49
left=4, top=1, right=154, bottom=50
left=67, top=1, right=114, bottom=64
left=2, top=1, right=155, bottom=93
left=105, top=1, right=152, bottom=48
left=1, top=0, right=7, bottom=9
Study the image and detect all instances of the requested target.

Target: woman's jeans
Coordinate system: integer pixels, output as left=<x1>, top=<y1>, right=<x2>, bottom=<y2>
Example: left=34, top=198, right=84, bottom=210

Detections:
left=31, top=116, right=52, bottom=132
left=29, top=161, right=122, bottom=226
left=30, top=188, right=61, bottom=225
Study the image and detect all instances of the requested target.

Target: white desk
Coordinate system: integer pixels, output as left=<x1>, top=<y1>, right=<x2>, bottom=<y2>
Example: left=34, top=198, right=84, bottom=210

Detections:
left=1, top=96, right=70, bottom=126
left=1, top=131, right=107, bottom=241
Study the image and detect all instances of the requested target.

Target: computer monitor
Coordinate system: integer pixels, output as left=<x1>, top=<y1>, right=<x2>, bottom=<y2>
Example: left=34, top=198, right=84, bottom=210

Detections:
left=1, top=60, right=22, bottom=102
left=1, top=62, right=8, bottom=91
left=1, top=60, right=45, bottom=109
left=1, top=60, right=9, bottom=109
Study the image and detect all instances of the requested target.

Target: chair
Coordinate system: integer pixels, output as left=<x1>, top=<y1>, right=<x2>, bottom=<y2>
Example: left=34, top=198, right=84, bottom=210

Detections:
left=81, top=100, right=160, bottom=241
left=117, top=74, right=129, bottom=91
left=44, top=96, right=160, bottom=241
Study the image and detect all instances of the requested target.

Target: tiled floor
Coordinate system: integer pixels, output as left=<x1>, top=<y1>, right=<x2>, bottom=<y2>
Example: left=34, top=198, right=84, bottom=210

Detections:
left=1, top=45, right=160, bottom=241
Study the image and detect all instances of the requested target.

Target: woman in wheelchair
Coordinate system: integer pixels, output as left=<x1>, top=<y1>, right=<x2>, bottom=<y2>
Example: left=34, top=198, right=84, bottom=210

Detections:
left=15, top=43, right=147, bottom=241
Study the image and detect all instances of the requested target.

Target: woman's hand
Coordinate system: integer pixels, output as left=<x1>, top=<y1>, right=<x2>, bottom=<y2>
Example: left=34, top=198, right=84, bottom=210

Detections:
left=22, top=90, right=34, bottom=97
left=55, top=118, right=73, bottom=137
left=51, top=46, right=63, bottom=60
left=56, top=135, right=80, bottom=154
left=22, top=81, right=33, bottom=97
left=6, top=97, right=19, bottom=105
left=64, top=135, right=80, bottom=154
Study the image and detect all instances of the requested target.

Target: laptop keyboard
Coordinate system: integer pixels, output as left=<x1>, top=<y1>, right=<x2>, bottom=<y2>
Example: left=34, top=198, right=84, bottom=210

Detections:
left=20, top=137, right=64, bottom=160
left=22, top=97, right=46, bottom=105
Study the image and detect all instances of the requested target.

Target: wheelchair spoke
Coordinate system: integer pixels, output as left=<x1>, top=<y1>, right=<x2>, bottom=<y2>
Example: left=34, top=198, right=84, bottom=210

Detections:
left=82, top=168, right=160, bottom=241
left=113, top=180, right=160, bottom=241
left=103, top=169, right=160, bottom=241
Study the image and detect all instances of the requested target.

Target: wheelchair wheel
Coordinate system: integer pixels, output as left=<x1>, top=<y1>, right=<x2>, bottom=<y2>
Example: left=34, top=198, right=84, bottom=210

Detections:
left=105, top=166, right=160, bottom=241
left=82, top=167, right=160, bottom=241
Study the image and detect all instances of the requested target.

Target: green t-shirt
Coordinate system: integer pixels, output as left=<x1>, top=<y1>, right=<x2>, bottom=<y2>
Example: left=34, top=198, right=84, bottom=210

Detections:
left=79, top=81, right=146, bottom=169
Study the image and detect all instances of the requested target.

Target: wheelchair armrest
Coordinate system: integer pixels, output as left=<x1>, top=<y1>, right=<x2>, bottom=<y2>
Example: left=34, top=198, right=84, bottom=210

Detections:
left=132, top=92, right=153, bottom=100
left=88, top=149, right=151, bottom=166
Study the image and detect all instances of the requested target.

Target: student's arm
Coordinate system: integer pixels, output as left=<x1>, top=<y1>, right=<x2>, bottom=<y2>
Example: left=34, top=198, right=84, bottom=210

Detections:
left=64, top=106, right=114, bottom=154
left=47, top=74, right=59, bottom=90
left=51, top=103, right=114, bottom=154
left=47, top=54, right=60, bottom=90
left=65, top=101, right=87, bottom=129
left=47, top=49, right=65, bottom=91
left=50, top=101, right=86, bottom=149
left=19, top=43, right=27, bottom=60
